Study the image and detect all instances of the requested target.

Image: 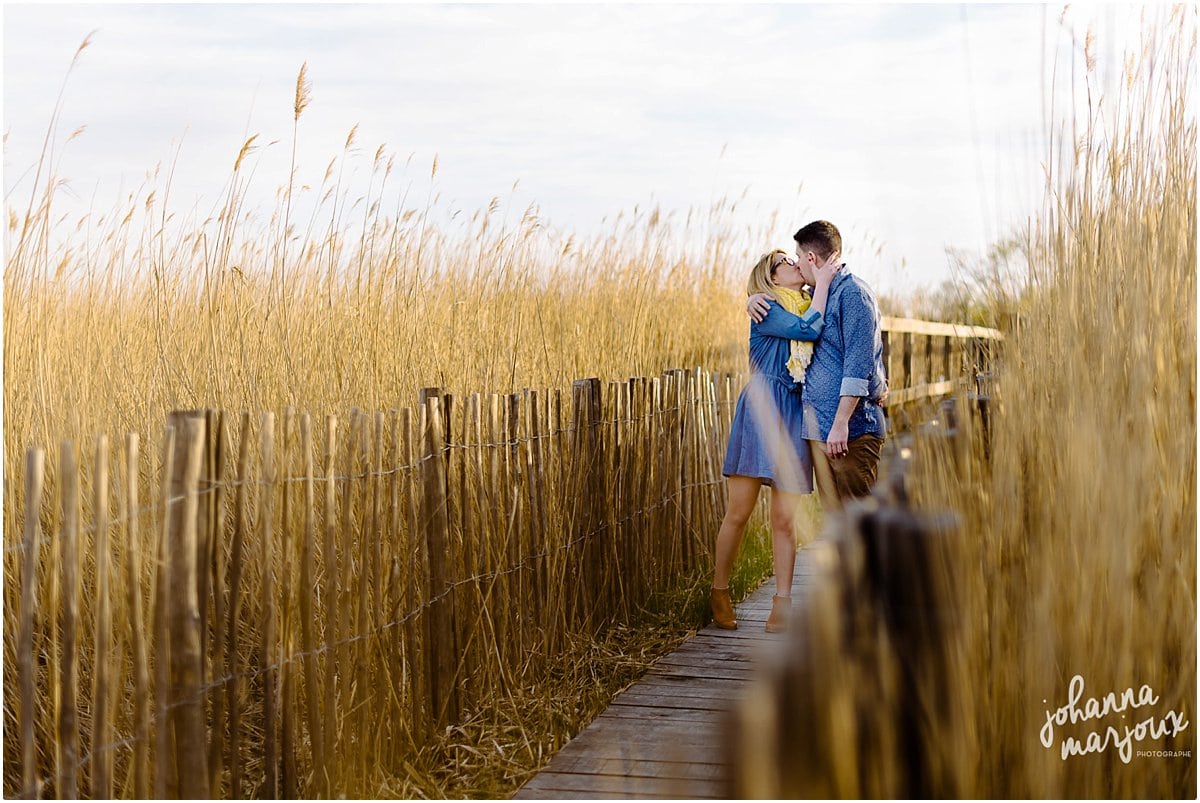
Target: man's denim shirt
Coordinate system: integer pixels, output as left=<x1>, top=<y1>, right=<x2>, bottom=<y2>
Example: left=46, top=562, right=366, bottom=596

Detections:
left=800, top=268, right=888, bottom=442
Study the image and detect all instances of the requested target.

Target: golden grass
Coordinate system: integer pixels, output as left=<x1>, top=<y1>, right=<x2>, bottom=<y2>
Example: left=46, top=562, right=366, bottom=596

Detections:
left=948, top=14, right=1197, bottom=792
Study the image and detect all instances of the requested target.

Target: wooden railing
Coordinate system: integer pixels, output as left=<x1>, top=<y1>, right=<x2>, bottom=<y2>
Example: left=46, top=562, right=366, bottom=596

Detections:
left=880, top=317, right=1003, bottom=407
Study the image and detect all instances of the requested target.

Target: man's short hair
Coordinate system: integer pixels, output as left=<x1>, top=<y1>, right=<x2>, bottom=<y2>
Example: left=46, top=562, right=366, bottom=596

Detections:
left=793, top=220, right=842, bottom=260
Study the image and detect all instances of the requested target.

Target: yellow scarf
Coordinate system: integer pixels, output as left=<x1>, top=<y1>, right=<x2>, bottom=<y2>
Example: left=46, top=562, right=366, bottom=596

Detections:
left=774, top=286, right=814, bottom=383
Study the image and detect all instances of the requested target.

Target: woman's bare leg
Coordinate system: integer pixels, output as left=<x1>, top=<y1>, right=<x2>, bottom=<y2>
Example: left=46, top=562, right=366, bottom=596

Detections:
left=713, top=476, right=763, bottom=588
left=769, top=488, right=802, bottom=597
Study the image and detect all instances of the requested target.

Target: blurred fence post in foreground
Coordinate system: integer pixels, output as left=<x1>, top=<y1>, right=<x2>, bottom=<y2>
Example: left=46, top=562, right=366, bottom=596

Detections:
left=729, top=446, right=974, bottom=798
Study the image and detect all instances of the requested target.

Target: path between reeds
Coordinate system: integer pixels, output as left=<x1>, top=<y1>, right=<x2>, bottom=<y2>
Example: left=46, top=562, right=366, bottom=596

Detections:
left=514, top=545, right=819, bottom=799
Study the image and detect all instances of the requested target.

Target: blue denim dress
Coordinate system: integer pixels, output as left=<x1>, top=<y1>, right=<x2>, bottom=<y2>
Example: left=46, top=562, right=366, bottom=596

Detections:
left=722, top=301, right=823, bottom=494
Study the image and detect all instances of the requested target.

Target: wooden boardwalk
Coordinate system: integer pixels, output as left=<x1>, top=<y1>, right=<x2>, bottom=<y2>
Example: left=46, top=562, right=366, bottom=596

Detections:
left=514, top=546, right=820, bottom=799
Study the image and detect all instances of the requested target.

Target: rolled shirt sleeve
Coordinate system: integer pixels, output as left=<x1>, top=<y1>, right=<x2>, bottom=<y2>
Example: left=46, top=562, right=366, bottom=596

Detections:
left=840, top=376, right=871, bottom=396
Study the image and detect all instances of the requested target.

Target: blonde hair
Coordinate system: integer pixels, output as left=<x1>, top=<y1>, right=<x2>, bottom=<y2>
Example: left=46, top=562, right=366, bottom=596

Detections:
left=746, top=249, right=789, bottom=298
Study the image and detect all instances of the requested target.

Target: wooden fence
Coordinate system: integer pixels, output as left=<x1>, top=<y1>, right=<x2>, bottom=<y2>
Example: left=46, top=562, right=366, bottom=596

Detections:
left=3, top=319, right=1002, bottom=800
left=879, top=316, right=1001, bottom=407
left=4, top=369, right=745, bottom=799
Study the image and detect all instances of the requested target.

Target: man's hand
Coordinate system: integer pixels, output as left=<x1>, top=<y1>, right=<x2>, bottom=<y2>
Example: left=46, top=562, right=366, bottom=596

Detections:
left=813, top=251, right=842, bottom=286
left=826, top=419, right=850, bottom=459
left=747, top=293, right=772, bottom=323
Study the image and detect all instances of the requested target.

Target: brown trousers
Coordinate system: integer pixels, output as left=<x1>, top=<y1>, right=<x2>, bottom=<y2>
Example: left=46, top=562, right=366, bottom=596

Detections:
left=807, top=434, right=884, bottom=512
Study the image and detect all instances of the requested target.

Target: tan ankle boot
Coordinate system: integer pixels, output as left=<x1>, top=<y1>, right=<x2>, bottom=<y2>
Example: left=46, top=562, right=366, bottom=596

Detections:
left=765, top=594, right=791, bottom=633
left=710, top=587, right=737, bottom=630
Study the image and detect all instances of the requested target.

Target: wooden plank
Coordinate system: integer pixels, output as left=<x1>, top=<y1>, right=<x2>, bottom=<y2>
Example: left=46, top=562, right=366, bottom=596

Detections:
left=654, top=652, right=757, bottom=668
left=887, top=378, right=961, bottom=405
left=519, top=770, right=720, bottom=797
left=662, top=645, right=755, bottom=663
left=571, top=718, right=722, bottom=743
left=611, top=682, right=740, bottom=701
left=668, top=635, right=760, bottom=652
left=547, top=753, right=720, bottom=777
left=602, top=703, right=725, bottom=723
left=539, top=736, right=724, bottom=765
left=688, top=628, right=782, bottom=642
left=646, top=664, right=756, bottom=681
left=546, top=754, right=726, bottom=780
left=881, top=315, right=1003, bottom=339
left=635, top=670, right=744, bottom=687
left=518, top=786, right=710, bottom=801
left=580, top=706, right=726, bottom=729
left=609, top=690, right=734, bottom=711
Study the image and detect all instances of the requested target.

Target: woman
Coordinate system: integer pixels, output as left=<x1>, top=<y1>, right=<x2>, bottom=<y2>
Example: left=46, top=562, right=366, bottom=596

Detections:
left=711, top=248, right=840, bottom=633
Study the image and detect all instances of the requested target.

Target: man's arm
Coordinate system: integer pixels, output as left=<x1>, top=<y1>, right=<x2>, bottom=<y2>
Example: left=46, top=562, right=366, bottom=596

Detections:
left=826, top=396, right=860, bottom=457
left=827, top=285, right=878, bottom=457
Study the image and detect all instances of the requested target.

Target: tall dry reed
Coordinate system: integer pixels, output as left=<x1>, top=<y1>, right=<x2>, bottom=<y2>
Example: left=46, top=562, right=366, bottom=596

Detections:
left=953, top=11, right=1196, bottom=794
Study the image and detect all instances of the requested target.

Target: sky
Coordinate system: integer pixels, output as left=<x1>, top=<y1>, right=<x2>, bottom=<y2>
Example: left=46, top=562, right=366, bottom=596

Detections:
left=2, top=3, right=1161, bottom=296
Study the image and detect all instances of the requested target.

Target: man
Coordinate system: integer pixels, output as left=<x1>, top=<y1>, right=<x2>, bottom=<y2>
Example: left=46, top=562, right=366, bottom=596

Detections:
left=748, top=220, right=886, bottom=510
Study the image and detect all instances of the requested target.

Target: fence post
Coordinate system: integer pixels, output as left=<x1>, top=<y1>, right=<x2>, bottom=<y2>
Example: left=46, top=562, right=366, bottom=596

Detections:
left=166, top=411, right=210, bottom=799
left=526, top=390, right=550, bottom=644
left=730, top=499, right=966, bottom=798
left=505, top=392, right=526, bottom=659
left=399, top=407, right=429, bottom=739
left=588, top=379, right=608, bottom=624
left=92, top=436, right=114, bottom=800
left=421, top=393, right=458, bottom=729
left=19, top=448, right=45, bottom=800
left=902, top=332, right=914, bottom=391
left=279, top=407, right=299, bottom=799
left=258, top=412, right=279, bottom=799
left=57, top=440, right=81, bottom=800
left=299, top=414, right=325, bottom=794
left=226, top=413, right=251, bottom=798
left=881, top=330, right=892, bottom=383
left=629, top=378, right=649, bottom=607
left=320, top=414, right=339, bottom=792
left=154, top=427, right=177, bottom=799
left=206, top=411, right=229, bottom=798
left=570, top=379, right=605, bottom=632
